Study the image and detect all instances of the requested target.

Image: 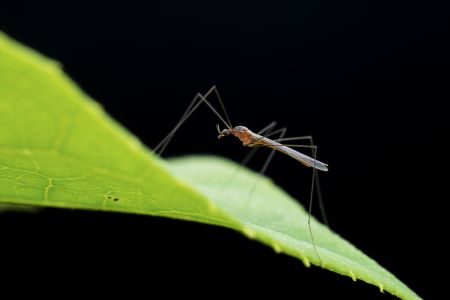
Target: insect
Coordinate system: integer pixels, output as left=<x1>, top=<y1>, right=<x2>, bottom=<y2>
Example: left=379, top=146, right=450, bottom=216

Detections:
left=154, top=86, right=329, bottom=265
left=216, top=125, right=328, bottom=171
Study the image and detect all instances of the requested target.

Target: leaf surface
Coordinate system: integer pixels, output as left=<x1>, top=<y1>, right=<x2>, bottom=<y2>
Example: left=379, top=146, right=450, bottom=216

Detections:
left=0, top=32, right=420, bottom=300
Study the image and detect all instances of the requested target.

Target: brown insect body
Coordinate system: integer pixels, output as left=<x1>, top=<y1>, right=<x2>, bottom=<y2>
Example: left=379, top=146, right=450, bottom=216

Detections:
left=219, top=125, right=328, bottom=171
left=230, top=126, right=256, bottom=146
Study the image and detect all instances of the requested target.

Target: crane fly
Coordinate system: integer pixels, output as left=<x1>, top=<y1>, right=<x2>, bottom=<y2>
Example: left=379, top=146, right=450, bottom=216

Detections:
left=154, top=86, right=329, bottom=266
left=216, top=125, right=328, bottom=171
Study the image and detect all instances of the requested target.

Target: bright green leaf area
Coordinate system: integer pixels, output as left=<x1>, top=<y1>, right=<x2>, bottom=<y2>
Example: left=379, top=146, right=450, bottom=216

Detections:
left=0, top=32, right=420, bottom=300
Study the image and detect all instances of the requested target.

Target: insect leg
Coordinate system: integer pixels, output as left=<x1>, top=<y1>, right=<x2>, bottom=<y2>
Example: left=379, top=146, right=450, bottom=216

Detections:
left=256, top=121, right=277, bottom=135
left=242, top=127, right=287, bottom=214
left=154, top=86, right=231, bottom=156
left=266, top=135, right=328, bottom=266
left=275, top=135, right=330, bottom=227
left=271, top=136, right=329, bottom=227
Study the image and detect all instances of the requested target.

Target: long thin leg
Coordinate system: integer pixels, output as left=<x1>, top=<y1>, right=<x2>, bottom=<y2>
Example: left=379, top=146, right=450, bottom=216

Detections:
left=258, top=134, right=328, bottom=265
left=260, top=135, right=326, bottom=265
left=272, top=136, right=313, bottom=143
left=268, top=135, right=329, bottom=265
left=243, top=127, right=287, bottom=214
left=154, top=86, right=232, bottom=156
left=308, top=137, right=328, bottom=227
left=267, top=136, right=329, bottom=227
left=309, top=153, right=322, bottom=266
left=296, top=143, right=328, bottom=228
left=211, top=86, right=233, bottom=128
left=154, top=92, right=203, bottom=155
left=266, top=134, right=328, bottom=226
left=268, top=138, right=325, bottom=266
left=257, top=121, right=277, bottom=135
left=265, top=144, right=315, bottom=148
left=257, top=126, right=286, bottom=139
left=257, top=128, right=286, bottom=183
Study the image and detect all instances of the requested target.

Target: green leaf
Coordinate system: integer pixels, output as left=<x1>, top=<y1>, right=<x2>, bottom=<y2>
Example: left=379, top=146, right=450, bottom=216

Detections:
left=0, top=31, right=420, bottom=300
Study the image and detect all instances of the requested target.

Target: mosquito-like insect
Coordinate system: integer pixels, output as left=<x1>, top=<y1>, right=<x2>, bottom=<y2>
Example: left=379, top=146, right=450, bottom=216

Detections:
left=216, top=125, right=328, bottom=171
left=154, top=86, right=329, bottom=265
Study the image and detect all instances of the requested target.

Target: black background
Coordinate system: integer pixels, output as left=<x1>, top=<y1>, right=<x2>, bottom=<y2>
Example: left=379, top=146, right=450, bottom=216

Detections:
left=1, top=1, right=448, bottom=298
